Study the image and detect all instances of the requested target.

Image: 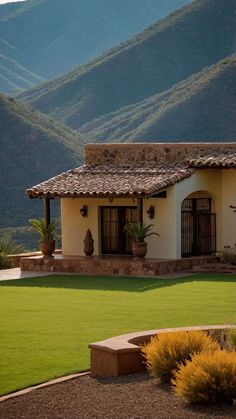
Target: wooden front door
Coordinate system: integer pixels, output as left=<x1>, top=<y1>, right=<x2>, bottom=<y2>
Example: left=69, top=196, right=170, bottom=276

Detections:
left=101, top=206, right=137, bottom=254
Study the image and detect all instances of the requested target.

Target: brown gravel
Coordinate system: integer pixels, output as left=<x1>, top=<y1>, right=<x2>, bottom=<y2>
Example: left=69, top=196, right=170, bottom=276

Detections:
left=0, top=372, right=235, bottom=419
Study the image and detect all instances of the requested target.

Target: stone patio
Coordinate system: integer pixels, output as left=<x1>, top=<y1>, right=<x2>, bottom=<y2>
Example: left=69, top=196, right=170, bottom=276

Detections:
left=0, top=268, right=53, bottom=281
left=20, top=254, right=216, bottom=277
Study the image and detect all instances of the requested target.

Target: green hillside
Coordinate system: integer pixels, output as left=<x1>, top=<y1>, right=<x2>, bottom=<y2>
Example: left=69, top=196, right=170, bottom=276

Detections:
left=81, top=54, right=236, bottom=143
left=0, top=0, right=190, bottom=93
left=0, top=93, right=86, bottom=230
left=0, top=51, right=45, bottom=93
left=18, top=0, right=236, bottom=130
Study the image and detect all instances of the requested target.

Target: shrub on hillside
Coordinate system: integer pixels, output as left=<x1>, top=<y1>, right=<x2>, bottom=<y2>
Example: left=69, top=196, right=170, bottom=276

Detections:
left=141, top=331, right=220, bottom=382
left=172, top=350, right=236, bottom=404
left=0, top=236, right=24, bottom=270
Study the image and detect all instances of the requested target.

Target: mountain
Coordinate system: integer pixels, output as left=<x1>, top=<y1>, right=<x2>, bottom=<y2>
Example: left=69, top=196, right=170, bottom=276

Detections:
left=0, top=93, right=86, bottom=229
left=80, top=54, right=236, bottom=143
left=18, top=0, right=236, bottom=131
left=0, top=51, right=45, bottom=93
left=0, top=0, right=45, bottom=93
left=0, top=1, right=23, bottom=19
left=0, top=0, right=190, bottom=93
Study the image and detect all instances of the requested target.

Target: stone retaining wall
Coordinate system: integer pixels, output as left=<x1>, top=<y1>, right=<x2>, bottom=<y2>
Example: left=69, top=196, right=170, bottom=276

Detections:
left=7, top=250, right=61, bottom=268
left=20, top=255, right=215, bottom=276
left=89, top=325, right=236, bottom=377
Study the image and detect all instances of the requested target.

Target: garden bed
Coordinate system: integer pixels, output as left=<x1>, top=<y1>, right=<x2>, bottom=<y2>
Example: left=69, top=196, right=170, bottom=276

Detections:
left=0, top=372, right=235, bottom=419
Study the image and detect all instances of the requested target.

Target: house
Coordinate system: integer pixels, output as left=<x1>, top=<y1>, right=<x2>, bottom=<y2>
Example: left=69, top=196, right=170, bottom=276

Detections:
left=26, top=143, right=236, bottom=261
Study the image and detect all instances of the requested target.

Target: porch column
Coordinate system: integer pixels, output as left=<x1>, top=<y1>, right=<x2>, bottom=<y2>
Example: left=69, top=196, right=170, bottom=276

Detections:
left=137, top=198, right=143, bottom=224
left=44, top=197, right=51, bottom=227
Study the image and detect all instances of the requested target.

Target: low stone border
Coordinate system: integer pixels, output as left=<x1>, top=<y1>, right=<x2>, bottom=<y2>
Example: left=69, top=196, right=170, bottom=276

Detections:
left=0, top=371, right=89, bottom=403
left=7, top=250, right=61, bottom=268
left=20, top=254, right=215, bottom=276
left=89, top=324, right=236, bottom=377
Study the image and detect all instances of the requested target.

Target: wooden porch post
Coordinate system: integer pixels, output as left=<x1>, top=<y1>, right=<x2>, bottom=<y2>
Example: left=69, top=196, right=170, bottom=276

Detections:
left=137, top=198, right=143, bottom=225
left=44, top=197, right=51, bottom=227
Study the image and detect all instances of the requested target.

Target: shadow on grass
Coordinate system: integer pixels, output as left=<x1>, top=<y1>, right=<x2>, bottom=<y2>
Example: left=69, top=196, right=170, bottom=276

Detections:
left=0, top=274, right=235, bottom=292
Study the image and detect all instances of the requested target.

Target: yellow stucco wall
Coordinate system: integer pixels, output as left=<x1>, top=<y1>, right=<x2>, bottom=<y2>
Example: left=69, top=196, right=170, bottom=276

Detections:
left=61, top=198, right=136, bottom=256
left=61, top=195, right=176, bottom=259
left=61, top=169, right=236, bottom=259
left=221, top=169, right=236, bottom=249
left=174, top=169, right=222, bottom=258
left=142, top=189, right=176, bottom=259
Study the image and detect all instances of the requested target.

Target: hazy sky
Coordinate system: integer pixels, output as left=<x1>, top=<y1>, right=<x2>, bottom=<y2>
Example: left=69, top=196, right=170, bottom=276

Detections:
left=0, top=0, right=25, bottom=4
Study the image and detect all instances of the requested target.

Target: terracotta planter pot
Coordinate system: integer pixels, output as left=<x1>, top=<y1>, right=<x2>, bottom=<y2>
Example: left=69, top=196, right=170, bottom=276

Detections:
left=132, top=241, right=147, bottom=258
left=39, top=240, right=55, bottom=257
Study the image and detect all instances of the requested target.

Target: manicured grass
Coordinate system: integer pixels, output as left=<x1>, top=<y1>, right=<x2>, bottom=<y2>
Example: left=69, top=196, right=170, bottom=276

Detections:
left=0, top=274, right=235, bottom=395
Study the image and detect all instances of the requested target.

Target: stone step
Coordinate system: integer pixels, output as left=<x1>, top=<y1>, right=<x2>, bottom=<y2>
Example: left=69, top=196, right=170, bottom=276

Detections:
left=192, top=263, right=236, bottom=273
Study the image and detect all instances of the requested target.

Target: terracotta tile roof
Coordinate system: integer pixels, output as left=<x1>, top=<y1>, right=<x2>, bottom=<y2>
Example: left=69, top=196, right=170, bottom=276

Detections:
left=26, top=143, right=236, bottom=199
left=27, top=164, right=194, bottom=199
left=188, top=152, right=236, bottom=167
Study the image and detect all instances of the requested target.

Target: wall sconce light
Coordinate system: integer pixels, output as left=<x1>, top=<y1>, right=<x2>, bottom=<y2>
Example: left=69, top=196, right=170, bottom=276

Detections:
left=80, top=205, right=88, bottom=217
left=146, top=205, right=155, bottom=219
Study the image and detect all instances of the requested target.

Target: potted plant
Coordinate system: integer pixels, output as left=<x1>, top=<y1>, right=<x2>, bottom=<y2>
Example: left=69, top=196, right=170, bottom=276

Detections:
left=29, top=218, right=56, bottom=257
left=124, top=222, right=159, bottom=258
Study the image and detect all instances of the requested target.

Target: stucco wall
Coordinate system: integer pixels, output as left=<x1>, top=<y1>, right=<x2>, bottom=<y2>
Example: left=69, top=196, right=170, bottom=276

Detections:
left=143, top=189, right=176, bottom=259
left=173, top=168, right=236, bottom=256
left=221, top=169, right=236, bottom=249
left=61, top=198, right=136, bottom=256
left=61, top=169, right=236, bottom=259
left=61, top=195, right=177, bottom=259
left=175, top=169, right=222, bottom=258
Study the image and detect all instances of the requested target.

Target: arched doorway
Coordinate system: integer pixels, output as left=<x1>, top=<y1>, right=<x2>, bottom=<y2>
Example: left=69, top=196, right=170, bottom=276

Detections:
left=181, top=193, right=216, bottom=257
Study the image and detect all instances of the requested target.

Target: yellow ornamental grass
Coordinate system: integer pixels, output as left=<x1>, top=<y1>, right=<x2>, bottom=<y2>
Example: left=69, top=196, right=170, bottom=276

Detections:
left=172, top=350, right=236, bottom=404
left=141, top=331, right=220, bottom=382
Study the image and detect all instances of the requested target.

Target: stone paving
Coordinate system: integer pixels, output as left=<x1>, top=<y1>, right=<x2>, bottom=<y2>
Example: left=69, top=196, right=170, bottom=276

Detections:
left=0, top=268, right=52, bottom=281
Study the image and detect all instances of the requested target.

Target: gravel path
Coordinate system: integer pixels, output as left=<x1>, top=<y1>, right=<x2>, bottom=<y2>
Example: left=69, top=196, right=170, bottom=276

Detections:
left=0, top=372, right=235, bottom=419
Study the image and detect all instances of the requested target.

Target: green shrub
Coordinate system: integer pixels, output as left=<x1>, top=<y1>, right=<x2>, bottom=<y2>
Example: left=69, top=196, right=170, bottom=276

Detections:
left=172, top=350, right=236, bottom=404
left=29, top=218, right=56, bottom=241
left=0, top=236, right=24, bottom=256
left=0, top=236, right=24, bottom=270
left=141, top=331, right=220, bottom=382
left=0, top=255, right=12, bottom=269
left=219, top=246, right=236, bottom=264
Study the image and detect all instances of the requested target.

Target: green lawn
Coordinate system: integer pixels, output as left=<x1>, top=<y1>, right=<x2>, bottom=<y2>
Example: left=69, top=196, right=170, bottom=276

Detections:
left=0, top=274, right=235, bottom=395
